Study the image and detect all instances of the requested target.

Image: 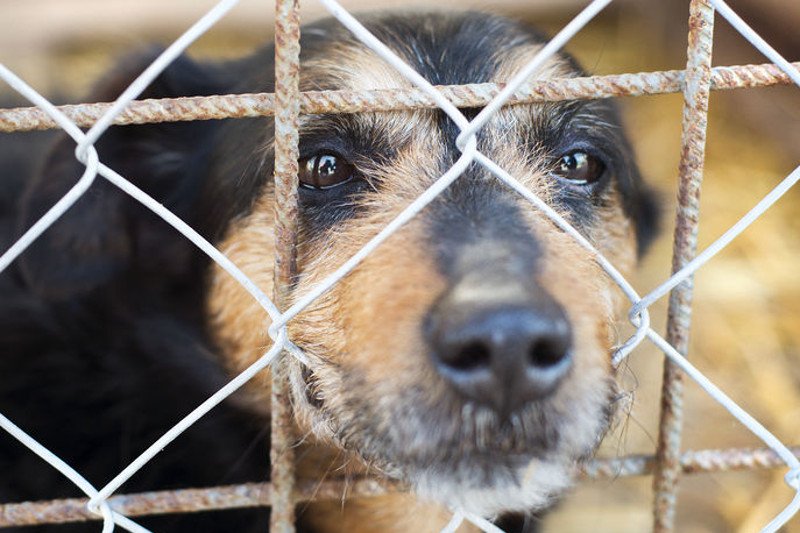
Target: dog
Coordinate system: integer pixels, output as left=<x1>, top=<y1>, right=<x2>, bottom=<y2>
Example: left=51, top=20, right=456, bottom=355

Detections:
left=0, top=10, right=659, bottom=533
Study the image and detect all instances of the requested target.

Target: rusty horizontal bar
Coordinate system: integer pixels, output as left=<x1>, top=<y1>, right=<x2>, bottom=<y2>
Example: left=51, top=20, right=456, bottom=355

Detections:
left=1, top=60, right=797, bottom=133
left=0, top=478, right=398, bottom=528
left=581, top=445, right=800, bottom=479
left=2, top=446, right=798, bottom=528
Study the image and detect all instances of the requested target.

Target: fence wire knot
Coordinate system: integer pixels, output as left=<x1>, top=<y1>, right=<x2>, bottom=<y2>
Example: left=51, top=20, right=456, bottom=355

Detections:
left=787, top=468, right=800, bottom=491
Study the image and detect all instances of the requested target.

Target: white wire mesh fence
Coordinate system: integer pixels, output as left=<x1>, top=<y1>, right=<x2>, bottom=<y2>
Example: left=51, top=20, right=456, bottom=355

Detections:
left=0, top=0, right=798, bottom=532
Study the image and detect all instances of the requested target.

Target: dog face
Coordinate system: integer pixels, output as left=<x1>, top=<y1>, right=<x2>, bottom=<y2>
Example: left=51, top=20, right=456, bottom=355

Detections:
left=208, top=13, right=658, bottom=516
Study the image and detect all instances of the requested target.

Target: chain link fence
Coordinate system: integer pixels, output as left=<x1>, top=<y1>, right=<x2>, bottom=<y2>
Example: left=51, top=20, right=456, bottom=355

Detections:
left=0, top=0, right=799, bottom=531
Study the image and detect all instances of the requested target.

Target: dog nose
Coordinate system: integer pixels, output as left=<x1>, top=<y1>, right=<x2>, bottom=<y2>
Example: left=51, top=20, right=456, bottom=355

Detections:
left=427, top=282, right=573, bottom=415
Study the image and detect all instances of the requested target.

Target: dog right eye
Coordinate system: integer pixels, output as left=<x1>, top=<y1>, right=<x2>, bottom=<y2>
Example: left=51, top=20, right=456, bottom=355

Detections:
left=298, top=154, right=356, bottom=190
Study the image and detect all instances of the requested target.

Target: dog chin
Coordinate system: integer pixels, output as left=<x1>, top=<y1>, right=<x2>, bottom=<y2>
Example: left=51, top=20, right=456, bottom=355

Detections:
left=410, top=455, right=576, bottom=517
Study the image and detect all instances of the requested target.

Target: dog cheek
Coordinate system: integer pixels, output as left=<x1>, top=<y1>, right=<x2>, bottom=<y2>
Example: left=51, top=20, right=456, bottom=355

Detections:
left=287, top=221, right=449, bottom=444
left=336, top=226, right=448, bottom=398
left=205, top=193, right=277, bottom=413
left=554, top=312, right=615, bottom=456
left=594, top=192, right=639, bottom=285
left=536, top=226, right=617, bottom=452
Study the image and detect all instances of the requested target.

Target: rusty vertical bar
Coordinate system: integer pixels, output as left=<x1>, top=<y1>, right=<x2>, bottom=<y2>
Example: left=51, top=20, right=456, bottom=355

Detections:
left=271, top=0, right=301, bottom=531
left=652, top=1, right=715, bottom=531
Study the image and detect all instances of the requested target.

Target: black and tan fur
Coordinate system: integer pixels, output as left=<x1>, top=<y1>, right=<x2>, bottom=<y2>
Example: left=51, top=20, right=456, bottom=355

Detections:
left=0, top=11, right=658, bottom=533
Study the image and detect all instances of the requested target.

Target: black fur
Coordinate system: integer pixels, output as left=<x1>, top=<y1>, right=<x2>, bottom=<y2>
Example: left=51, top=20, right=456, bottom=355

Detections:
left=1, top=53, right=274, bottom=532
left=0, top=12, right=659, bottom=531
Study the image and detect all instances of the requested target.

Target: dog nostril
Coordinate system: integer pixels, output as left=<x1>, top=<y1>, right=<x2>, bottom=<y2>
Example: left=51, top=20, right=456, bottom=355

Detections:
left=450, top=341, right=491, bottom=371
left=528, top=337, right=569, bottom=368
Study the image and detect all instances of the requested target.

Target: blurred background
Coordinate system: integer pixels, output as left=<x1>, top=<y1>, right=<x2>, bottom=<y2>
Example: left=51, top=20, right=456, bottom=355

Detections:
left=1, top=1, right=799, bottom=531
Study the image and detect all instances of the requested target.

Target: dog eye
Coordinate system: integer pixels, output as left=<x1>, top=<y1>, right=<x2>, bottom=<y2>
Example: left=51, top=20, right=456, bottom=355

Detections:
left=298, top=154, right=355, bottom=190
left=552, top=151, right=605, bottom=185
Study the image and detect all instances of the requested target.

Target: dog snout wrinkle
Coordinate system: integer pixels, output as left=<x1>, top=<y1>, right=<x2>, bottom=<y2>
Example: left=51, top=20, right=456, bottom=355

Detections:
left=427, top=276, right=573, bottom=417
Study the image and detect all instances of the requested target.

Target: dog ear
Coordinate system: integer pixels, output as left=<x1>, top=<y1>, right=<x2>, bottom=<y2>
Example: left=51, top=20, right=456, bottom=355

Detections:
left=633, top=181, right=661, bottom=257
left=595, top=100, right=661, bottom=258
left=17, top=49, right=232, bottom=300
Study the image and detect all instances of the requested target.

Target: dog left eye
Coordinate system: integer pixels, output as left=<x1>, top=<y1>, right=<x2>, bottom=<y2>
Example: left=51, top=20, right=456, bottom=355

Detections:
left=298, top=154, right=355, bottom=190
left=552, top=151, right=605, bottom=185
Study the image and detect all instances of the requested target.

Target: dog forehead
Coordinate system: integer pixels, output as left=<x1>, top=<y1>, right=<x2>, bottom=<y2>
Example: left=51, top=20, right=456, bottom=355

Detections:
left=300, top=43, right=406, bottom=93
left=295, top=16, right=583, bottom=163
left=298, top=12, right=576, bottom=92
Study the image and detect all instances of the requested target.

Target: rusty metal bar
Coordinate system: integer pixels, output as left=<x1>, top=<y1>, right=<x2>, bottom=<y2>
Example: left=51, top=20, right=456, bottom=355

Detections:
left=583, top=446, right=800, bottom=479
left=4, top=446, right=798, bottom=528
left=0, top=478, right=397, bottom=528
left=2, top=60, right=798, bottom=133
left=270, top=0, right=301, bottom=532
left=652, top=1, right=716, bottom=531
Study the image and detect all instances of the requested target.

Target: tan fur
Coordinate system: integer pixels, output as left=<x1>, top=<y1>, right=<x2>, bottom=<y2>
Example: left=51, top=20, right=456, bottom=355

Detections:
left=492, top=43, right=574, bottom=83
left=208, top=190, right=276, bottom=415
left=301, top=44, right=409, bottom=93
left=305, top=494, right=478, bottom=533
